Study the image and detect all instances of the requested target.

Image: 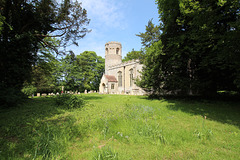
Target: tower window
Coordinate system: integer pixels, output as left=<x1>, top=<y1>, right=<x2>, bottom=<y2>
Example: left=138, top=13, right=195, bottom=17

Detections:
left=106, top=48, right=108, bottom=54
left=116, top=48, right=119, bottom=55
left=130, top=69, right=133, bottom=87
left=118, top=71, right=122, bottom=87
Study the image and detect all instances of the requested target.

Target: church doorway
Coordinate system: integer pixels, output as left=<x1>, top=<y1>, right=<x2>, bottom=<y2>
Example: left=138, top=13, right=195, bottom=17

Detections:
left=102, top=83, right=106, bottom=93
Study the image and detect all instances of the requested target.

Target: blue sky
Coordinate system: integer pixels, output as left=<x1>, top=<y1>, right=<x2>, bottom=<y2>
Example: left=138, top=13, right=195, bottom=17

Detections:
left=70, top=0, right=159, bottom=58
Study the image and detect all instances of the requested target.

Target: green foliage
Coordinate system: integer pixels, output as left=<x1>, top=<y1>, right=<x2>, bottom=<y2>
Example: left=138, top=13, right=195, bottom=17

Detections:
left=0, top=14, right=3, bottom=32
left=32, top=43, right=61, bottom=93
left=68, top=95, right=85, bottom=109
left=122, top=49, right=145, bottom=62
left=0, top=94, right=240, bottom=159
left=0, top=0, right=90, bottom=107
left=93, top=147, right=118, bottom=160
left=55, top=94, right=85, bottom=109
left=137, top=40, right=165, bottom=94
left=33, top=123, right=67, bottom=159
left=0, top=85, right=25, bottom=108
left=139, top=0, right=240, bottom=96
left=21, top=84, right=37, bottom=97
left=136, top=19, right=160, bottom=48
left=57, top=51, right=104, bottom=92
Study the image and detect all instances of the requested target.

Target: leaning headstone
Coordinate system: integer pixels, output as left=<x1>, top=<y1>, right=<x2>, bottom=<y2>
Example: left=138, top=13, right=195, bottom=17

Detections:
left=37, top=93, right=40, bottom=97
left=84, top=90, right=87, bottom=94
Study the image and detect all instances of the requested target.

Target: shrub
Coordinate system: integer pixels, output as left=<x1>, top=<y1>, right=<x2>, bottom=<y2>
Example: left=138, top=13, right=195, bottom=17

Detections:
left=21, top=84, right=37, bottom=97
left=55, top=94, right=85, bottom=109
left=68, top=95, right=85, bottom=109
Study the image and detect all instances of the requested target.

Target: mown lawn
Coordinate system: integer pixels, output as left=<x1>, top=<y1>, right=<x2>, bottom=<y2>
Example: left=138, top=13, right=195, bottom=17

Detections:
left=0, top=94, right=240, bottom=159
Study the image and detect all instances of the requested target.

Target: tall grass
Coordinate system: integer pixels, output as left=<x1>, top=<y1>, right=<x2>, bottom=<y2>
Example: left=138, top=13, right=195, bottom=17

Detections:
left=0, top=94, right=239, bottom=159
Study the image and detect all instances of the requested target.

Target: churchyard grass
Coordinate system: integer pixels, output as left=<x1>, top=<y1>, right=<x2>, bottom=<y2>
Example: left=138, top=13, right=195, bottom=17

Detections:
left=0, top=94, right=239, bottom=159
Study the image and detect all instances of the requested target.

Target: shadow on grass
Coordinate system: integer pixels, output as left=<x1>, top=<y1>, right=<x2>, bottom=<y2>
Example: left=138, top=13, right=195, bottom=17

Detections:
left=162, top=96, right=240, bottom=129
left=0, top=97, right=85, bottom=159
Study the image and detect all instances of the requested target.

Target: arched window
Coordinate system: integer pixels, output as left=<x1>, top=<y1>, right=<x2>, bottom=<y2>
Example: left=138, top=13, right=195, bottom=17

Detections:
left=106, top=48, right=108, bottom=54
left=130, top=69, right=133, bottom=87
left=116, top=48, right=119, bottom=55
left=118, top=71, right=122, bottom=87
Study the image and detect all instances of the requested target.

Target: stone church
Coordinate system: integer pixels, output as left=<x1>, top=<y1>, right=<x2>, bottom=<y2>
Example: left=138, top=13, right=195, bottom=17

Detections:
left=99, top=41, right=145, bottom=95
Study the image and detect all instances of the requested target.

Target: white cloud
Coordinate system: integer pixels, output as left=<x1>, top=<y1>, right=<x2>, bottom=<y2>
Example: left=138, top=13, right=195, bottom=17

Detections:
left=80, top=0, right=126, bottom=29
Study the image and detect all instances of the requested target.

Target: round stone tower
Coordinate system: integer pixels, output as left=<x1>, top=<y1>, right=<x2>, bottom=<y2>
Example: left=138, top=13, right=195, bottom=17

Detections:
left=105, top=41, right=122, bottom=75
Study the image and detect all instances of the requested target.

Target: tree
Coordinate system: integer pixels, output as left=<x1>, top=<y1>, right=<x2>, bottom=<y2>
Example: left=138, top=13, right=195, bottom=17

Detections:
left=76, top=51, right=105, bottom=92
left=57, top=51, right=104, bottom=92
left=21, top=83, right=37, bottom=98
left=172, top=0, right=240, bottom=95
left=29, top=37, right=62, bottom=93
left=139, top=0, right=240, bottom=96
left=136, top=19, right=160, bottom=48
left=137, top=41, right=165, bottom=95
left=0, top=0, right=90, bottom=107
left=122, top=49, right=145, bottom=62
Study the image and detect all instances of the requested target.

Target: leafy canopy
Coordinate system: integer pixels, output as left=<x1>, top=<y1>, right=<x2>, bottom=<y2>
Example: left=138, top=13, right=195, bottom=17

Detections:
left=138, top=0, right=240, bottom=96
left=0, top=0, right=90, bottom=107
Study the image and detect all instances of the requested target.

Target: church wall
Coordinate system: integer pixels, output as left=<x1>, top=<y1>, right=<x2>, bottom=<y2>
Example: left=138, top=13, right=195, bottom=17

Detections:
left=124, top=64, right=132, bottom=93
left=105, top=54, right=122, bottom=75
left=107, top=61, right=145, bottom=95
left=99, top=42, right=146, bottom=95
left=108, top=82, right=118, bottom=94
left=108, top=66, right=124, bottom=94
left=99, top=76, right=107, bottom=93
left=124, top=63, right=144, bottom=94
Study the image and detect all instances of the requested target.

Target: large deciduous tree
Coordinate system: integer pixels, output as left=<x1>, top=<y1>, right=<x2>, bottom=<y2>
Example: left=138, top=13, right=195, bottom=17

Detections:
left=139, top=0, right=240, bottom=96
left=58, top=51, right=104, bottom=92
left=0, top=0, right=90, bottom=107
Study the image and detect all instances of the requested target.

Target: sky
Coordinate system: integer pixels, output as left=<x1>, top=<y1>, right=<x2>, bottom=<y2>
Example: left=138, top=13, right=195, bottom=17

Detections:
left=69, top=0, right=159, bottom=58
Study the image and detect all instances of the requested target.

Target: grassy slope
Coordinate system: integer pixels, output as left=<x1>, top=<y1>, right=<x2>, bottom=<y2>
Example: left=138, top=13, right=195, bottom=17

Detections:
left=0, top=94, right=239, bottom=159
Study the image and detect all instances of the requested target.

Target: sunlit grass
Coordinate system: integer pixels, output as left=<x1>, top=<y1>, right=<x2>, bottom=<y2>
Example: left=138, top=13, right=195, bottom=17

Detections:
left=0, top=94, right=239, bottom=159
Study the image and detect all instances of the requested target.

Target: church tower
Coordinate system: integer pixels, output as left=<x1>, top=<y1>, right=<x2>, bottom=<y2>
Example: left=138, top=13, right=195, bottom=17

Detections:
left=105, top=41, right=122, bottom=75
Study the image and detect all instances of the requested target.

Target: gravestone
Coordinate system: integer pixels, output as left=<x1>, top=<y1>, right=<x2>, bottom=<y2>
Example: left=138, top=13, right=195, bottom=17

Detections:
left=41, top=93, right=47, bottom=97
left=37, top=93, right=40, bottom=97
